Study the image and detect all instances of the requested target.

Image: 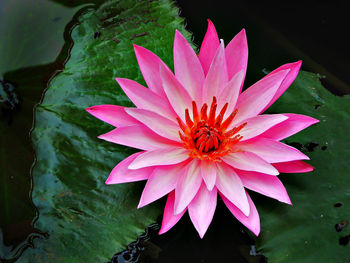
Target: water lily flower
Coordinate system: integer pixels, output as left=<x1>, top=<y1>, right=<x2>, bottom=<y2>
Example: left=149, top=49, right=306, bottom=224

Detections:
left=86, top=20, right=318, bottom=238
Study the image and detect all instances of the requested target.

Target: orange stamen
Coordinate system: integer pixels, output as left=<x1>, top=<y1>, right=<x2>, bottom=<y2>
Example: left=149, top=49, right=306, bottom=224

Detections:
left=192, top=101, right=199, bottom=122
left=219, top=103, right=228, bottom=117
left=208, top=97, right=217, bottom=126
left=179, top=131, right=186, bottom=142
left=215, top=113, right=223, bottom=127
left=185, top=109, right=193, bottom=127
left=176, top=117, right=188, bottom=133
left=221, top=109, right=238, bottom=130
left=177, top=97, right=246, bottom=161
left=200, top=104, right=208, bottom=120
left=213, top=136, right=219, bottom=149
left=215, top=103, right=228, bottom=127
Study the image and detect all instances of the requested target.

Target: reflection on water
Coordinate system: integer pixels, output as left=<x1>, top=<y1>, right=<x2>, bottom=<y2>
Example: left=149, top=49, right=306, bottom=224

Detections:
left=109, top=202, right=267, bottom=263
left=0, top=80, right=18, bottom=113
left=0, top=0, right=81, bottom=75
left=0, top=0, right=98, bottom=260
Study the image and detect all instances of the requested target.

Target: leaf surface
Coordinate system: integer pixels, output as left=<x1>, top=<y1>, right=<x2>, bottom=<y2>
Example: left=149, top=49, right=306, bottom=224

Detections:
left=18, top=1, right=191, bottom=262
left=257, top=71, right=350, bottom=262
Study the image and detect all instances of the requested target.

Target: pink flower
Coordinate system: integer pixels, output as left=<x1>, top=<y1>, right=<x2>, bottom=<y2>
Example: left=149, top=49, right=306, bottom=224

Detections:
left=86, top=20, right=318, bottom=238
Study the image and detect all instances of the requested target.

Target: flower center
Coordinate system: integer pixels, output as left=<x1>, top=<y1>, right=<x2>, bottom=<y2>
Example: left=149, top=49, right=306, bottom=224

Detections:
left=177, top=97, right=247, bottom=161
left=192, top=123, right=222, bottom=153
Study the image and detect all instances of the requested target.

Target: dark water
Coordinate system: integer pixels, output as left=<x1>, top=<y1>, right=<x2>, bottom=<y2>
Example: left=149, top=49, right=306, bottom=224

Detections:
left=109, top=201, right=267, bottom=263
left=1, top=0, right=349, bottom=262
left=176, top=1, right=350, bottom=96
left=0, top=0, right=101, bottom=261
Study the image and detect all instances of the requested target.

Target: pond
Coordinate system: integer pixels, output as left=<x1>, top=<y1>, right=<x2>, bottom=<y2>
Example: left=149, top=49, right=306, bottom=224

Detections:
left=1, top=1, right=349, bottom=262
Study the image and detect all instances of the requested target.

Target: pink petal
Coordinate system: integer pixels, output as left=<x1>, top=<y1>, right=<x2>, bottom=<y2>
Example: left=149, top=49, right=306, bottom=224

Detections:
left=86, top=105, right=138, bottom=127
left=160, top=63, right=193, bottom=122
left=174, top=30, right=204, bottom=102
left=125, top=108, right=180, bottom=142
left=133, top=44, right=169, bottom=97
left=174, top=159, right=202, bottom=214
left=105, top=152, right=153, bottom=184
left=221, top=191, right=260, bottom=236
left=236, top=169, right=291, bottom=204
left=262, top=61, right=302, bottom=112
left=221, top=151, right=279, bottom=176
left=215, top=162, right=250, bottom=216
left=98, top=125, right=178, bottom=151
left=225, top=29, right=248, bottom=85
left=233, top=69, right=290, bottom=124
left=273, top=160, right=314, bottom=173
left=198, top=19, right=220, bottom=75
left=200, top=160, right=217, bottom=191
left=238, top=114, right=289, bottom=141
left=159, top=191, right=186, bottom=235
left=188, top=183, right=217, bottom=238
left=217, top=70, right=245, bottom=118
left=115, top=78, right=177, bottom=121
left=128, top=147, right=189, bottom=170
left=260, top=113, right=319, bottom=140
left=237, top=137, right=309, bottom=163
left=202, top=40, right=228, bottom=105
left=138, top=164, right=185, bottom=208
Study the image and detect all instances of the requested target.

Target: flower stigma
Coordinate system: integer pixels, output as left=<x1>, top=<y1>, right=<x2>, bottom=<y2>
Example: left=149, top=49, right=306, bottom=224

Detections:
left=177, top=97, right=247, bottom=161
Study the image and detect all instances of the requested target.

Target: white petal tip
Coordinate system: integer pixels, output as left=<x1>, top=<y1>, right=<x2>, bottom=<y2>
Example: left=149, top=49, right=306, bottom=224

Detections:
left=207, top=185, right=215, bottom=191
left=271, top=169, right=280, bottom=176
left=284, top=195, right=293, bottom=205
left=105, top=178, right=126, bottom=185
left=193, top=224, right=208, bottom=239
left=158, top=228, right=167, bottom=235
left=252, top=228, right=260, bottom=236
left=123, top=108, right=137, bottom=117
left=242, top=207, right=250, bottom=217
left=280, top=197, right=292, bottom=205
left=312, top=118, right=320, bottom=124
left=137, top=196, right=152, bottom=209
left=127, top=163, right=139, bottom=170
left=137, top=203, right=145, bottom=209
left=174, top=204, right=186, bottom=216
left=174, top=208, right=183, bottom=216
left=105, top=177, right=126, bottom=185
left=198, top=232, right=205, bottom=239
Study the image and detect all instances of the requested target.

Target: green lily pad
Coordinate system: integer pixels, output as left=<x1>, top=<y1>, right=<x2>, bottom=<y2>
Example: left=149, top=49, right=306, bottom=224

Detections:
left=18, top=0, right=190, bottom=262
left=257, top=71, right=350, bottom=262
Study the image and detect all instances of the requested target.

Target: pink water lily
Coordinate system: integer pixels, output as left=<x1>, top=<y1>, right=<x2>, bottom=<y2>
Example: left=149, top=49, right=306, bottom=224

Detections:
left=86, top=20, right=318, bottom=238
